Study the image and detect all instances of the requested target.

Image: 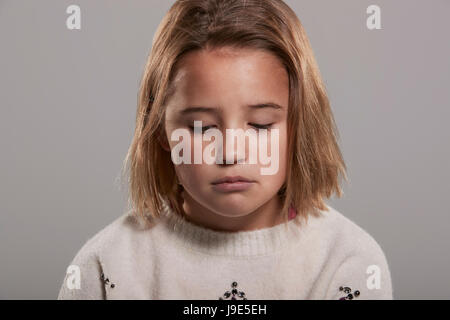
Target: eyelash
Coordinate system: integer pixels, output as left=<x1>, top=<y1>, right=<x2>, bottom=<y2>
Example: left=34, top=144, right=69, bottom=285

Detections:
left=188, top=123, right=274, bottom=132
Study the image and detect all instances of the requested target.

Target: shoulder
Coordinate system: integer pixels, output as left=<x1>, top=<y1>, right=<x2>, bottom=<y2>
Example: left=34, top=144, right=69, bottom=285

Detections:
left=57, top=210, right=158, bottom=299
left=76, top=210, right=155, bottom=255
left=309, top=205, right=393, bottom=299
left=318, top=205, right=388, bottom=259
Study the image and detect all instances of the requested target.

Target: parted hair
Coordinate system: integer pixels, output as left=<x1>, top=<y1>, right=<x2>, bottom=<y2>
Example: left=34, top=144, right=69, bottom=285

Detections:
left=120, top=0, right=347, bottom=227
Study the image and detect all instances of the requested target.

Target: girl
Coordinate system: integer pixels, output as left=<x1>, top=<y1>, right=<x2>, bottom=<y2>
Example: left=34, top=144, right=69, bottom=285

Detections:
left=58, top=0, right=393, bottom=300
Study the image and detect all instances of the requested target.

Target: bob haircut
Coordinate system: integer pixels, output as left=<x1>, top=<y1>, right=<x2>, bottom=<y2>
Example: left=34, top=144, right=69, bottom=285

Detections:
left=121, top=0, right=347, bottom=228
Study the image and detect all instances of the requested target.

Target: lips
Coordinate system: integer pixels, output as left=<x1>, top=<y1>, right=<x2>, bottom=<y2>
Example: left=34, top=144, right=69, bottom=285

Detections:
left=211, top=176, right=255, bottom=193
left=211, top=176, right=254, bottom=185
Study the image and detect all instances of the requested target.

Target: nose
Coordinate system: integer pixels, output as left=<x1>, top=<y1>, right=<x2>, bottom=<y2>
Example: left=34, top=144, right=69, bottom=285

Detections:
left=217, top=128, right=247, bottom=165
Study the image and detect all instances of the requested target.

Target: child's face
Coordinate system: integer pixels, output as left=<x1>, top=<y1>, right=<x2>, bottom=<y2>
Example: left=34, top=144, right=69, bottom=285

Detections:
left=162, top=47, right=288, bottom=219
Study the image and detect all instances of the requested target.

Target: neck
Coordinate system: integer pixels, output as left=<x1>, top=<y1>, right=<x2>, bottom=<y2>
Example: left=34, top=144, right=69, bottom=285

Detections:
left=180, top=191, right=286, bottom=232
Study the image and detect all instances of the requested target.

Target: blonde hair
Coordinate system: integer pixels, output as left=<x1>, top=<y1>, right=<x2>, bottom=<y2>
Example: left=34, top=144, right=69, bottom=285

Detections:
left=121, top=0, right=347, bottom=227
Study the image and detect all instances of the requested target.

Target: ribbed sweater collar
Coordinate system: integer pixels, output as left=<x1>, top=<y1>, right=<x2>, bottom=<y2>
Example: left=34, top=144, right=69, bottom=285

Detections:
left=158, top=201, right=305, bottom=257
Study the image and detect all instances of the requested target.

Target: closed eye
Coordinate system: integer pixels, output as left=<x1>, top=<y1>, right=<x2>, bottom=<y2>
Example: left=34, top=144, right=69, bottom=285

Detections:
left=249, top=123, right=274, bottom=129
left=188, top=123, right=274, bottom=132
left=188, top=125, right=216, bottom=133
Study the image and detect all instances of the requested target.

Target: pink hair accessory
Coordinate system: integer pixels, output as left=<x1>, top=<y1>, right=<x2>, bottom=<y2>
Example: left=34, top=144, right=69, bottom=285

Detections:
left=288, top=205, right=297, bottom=220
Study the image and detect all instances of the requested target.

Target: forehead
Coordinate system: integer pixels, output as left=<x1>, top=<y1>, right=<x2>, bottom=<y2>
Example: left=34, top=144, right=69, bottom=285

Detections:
left=168, top=48, right=289, bottom=107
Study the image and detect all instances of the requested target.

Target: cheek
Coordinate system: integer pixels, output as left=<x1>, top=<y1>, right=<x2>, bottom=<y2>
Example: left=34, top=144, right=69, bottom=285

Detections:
left=265, top=126, right=287, bottom=181
left=174, top=163, right=211, bottom=189
left=270, top=126, right=288, bottom=160
left=279, top=129, right=288, bottom=169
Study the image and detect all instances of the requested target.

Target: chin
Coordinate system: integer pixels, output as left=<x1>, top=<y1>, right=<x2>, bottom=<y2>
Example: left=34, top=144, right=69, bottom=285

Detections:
left=208, top=201, right=257, bottom=218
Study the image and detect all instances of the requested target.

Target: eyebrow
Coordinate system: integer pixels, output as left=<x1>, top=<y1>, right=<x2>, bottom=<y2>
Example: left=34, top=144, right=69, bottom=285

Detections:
left=179, top=102, right=284, bottom=115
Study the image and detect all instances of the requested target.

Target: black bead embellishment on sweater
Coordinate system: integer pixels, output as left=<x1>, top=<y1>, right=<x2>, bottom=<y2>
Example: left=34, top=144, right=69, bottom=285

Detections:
left=100, top=272, right=116, bottom=289
left=218, top=281, right=247, bottom=300
left=338, top=286, right=360, bottom=300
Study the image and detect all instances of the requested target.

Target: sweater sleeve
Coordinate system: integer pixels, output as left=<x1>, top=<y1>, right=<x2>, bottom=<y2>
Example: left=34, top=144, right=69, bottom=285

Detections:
left=57, top=246, right=105, bottom=300
left=324, top=241, right=393, bottom=300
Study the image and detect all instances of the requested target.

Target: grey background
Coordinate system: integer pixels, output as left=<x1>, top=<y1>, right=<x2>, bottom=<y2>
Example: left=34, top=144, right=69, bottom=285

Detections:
left=0, top=0, right=449, bottom=299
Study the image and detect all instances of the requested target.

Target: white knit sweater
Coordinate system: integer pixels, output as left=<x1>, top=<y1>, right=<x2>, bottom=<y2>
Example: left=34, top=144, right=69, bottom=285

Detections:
left=57, top=203, right=393, bottom=300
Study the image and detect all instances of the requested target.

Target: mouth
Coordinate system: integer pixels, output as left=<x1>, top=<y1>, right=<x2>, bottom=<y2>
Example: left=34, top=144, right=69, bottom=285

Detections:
left=211, top=176, right=254, bottom=185
left=211, top=176, right=255, bottom=192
